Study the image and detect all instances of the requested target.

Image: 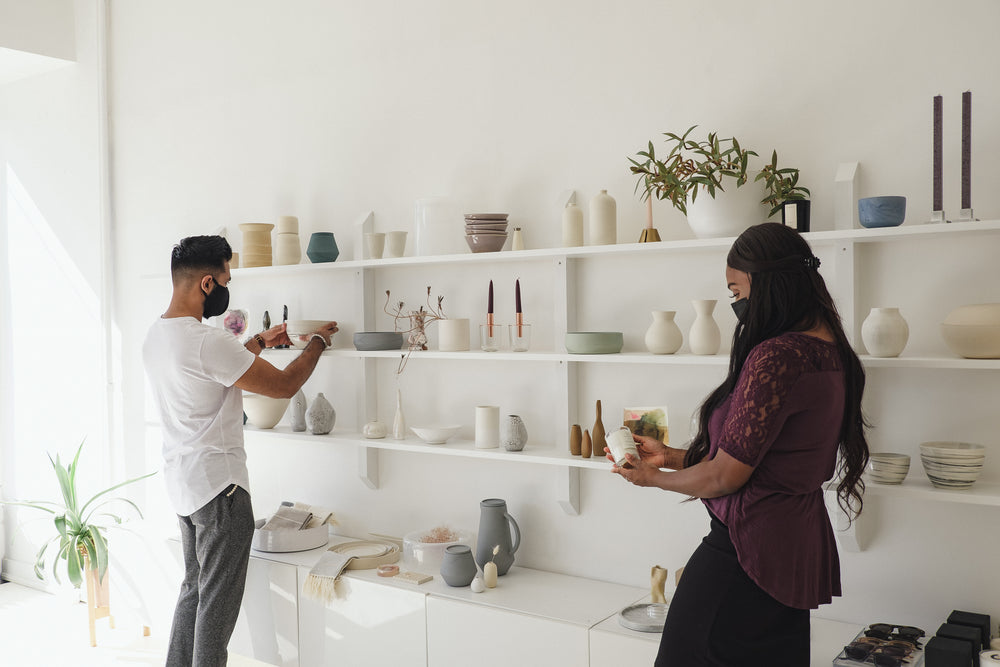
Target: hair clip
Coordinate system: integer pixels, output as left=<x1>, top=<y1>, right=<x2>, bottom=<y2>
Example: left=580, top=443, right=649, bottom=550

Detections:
left=803, top=256, right=821, bottom=269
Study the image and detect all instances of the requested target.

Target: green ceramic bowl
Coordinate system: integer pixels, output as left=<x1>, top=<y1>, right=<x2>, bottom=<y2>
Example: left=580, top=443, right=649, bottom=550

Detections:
left=565, top=332, right=624, bottom=354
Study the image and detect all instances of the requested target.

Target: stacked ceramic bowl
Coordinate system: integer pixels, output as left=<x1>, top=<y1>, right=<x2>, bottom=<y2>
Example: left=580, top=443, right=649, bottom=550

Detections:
left=465, top=213, right=508, bottom=253
left=919, top=441, right=986, bottom=489
left=274, top=215, right=301, bottom=266
left=239, top=223, right=274, bottom=268
left=867, top=453, right=910, bottom=485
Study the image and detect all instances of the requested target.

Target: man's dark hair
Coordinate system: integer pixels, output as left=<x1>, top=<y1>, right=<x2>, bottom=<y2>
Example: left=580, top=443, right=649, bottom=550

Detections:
left=170, top=235, right=232, bottom=283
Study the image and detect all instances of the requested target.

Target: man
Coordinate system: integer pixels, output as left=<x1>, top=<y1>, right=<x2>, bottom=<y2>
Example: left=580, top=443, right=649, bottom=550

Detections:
left=143, top=235, right=337, bottom=666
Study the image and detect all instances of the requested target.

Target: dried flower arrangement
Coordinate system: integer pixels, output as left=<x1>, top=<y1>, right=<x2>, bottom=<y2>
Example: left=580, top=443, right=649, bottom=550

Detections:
left=384, top=286, right=447, bottom=373
left=420, top=526, right=459, bottom=543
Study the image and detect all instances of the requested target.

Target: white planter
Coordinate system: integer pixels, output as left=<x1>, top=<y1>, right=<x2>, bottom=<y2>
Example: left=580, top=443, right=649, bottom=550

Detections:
left=589, top=190, right=617, bottom=245
left=861, top=307, right=909, bottom=358
left=644, top=310, right=683, bottom=354
left=685, top=183, right=768, bottom=239
left=689, top=300, right=721, bottom=355
left=438, top=318, right=470, bottom=351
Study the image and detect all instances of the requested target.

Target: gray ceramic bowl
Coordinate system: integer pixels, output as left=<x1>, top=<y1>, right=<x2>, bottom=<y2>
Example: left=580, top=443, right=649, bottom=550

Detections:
left=466, top=233, right=507, bottom=253
left=565, top=332, right=624, bottom=354
left=353, top=331, right=404, bottom=351
left=858, top=196, right=906, bottom=228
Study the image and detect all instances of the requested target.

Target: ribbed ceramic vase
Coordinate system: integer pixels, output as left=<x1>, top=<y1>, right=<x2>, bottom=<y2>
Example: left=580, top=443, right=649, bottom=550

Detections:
left=861, top=307, right=909, bottom=358
left=644, top=310, right=683, bottom=354
left=689, top=300, right=721, bottom=355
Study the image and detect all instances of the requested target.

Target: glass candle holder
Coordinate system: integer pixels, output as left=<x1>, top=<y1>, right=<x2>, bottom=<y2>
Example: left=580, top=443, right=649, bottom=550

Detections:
left=480, top=323, right=504, bottom=352
left=509, top=324, right=531, bottom=352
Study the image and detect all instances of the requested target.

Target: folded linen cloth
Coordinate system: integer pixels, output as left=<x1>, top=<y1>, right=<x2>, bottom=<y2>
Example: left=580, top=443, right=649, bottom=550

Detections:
left=261, top=505, right=312, bottom=531
left=292, top=501, right=338, bottom=529
left=303, top=541, right=401, bottom=603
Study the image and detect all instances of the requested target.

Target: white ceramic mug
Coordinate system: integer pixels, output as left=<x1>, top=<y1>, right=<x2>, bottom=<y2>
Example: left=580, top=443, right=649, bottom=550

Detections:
left=606, top=427, right=639, bottom=468
left=385, top=231, right=407, bottom=257
left=475, top=405, right=500, bottom=449
left=438, top=318, right=470, bottom=351
left=365, top=232, right=386, bottom=259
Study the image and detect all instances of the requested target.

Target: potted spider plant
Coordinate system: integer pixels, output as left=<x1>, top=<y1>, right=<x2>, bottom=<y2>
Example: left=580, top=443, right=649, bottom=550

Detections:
left=2, top=440, right=155, bottom=590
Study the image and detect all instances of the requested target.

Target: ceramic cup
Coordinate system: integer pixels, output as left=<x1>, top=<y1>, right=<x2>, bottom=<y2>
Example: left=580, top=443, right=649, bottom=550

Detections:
left=438, top=318, right=470, bottom=351
left=385, top=231, right=407, bottom=258
left=475, top=405, right=500, bottom=449
left=606, top=427, right=639, bottom=468
left=365, top=232, right=386, bottom=259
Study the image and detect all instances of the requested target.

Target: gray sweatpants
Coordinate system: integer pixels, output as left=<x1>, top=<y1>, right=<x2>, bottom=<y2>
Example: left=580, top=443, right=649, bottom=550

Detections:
left=167, top=484, right=255, bottom=667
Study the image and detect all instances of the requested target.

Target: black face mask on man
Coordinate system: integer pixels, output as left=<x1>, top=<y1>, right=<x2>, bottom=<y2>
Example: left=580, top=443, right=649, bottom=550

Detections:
left=731, top=297, right=749, bottom=323
left=202, top=277, right=230, bottom=319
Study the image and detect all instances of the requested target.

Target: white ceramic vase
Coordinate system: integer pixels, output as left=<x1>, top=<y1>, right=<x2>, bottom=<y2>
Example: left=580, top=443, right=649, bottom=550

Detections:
left=275, top=233, right=301, bottom=265
left=589, top=189, right=617, bottom=245
left=562, top=202, right=583, bottom=247
left=290, top=389, right=308, bottom=432
left=685, top=183, right=767, bottom=239
left=644, top=310, right=683, bottom=354
left=392, top=388, right=406, bottom=440
left=438, top=318, right=470, bottom=351
left=306, top=392, right=335, bottom=435
left=689, top=300, right=721, bottom=355
left=861, top=307, right=909, bottom=358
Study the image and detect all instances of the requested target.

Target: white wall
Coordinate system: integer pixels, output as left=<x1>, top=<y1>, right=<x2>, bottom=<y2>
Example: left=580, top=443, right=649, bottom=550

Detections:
left=109, top=0, right=1000, bottom=632
left=0, top=0, right=75, bottom=61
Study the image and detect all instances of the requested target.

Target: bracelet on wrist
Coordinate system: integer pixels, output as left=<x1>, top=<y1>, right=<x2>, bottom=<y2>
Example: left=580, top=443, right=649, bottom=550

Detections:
left=253, top=333, right=266, bottom=349
left=309, top=333, right=329, bottom=349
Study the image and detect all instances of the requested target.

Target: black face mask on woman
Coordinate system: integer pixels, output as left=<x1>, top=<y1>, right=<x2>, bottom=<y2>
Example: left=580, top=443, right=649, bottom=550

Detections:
left=731, top=297, right=749, bottom=323
left=202, top=277, right=230, bottom=319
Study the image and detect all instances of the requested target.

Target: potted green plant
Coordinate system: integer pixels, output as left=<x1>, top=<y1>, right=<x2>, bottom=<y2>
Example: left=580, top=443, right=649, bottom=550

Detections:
left=2, top=440, right=155, bottom=589
left=629, top=126, right=808, bottom=237
left=755, top=149, right=811, bottom=232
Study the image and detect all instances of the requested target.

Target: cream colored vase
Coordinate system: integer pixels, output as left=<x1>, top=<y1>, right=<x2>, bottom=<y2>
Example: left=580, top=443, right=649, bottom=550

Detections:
left=689, top=300, right=721, bottom=355
left=589, top=189, right=617, bottom=245
left=644, top=310, right=683, bottom=354
left=685, top=183, right=767, bottom=239
left=861, top=307, right=909, bottom=357
left=275, top=233, right=301, bottom=265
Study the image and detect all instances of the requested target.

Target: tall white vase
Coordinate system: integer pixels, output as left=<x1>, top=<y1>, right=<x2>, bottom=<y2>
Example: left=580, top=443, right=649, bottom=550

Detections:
left=689, top=300, right=721, bottom=355
left=589, top=189, right=617, bottom=245
left=562, top=201, right=584, bottom=247
left=644, top=310, right=683, bottom=354
left=861, top=307, right=909, bottom=357
left=392, top=388, right=406, bottom=440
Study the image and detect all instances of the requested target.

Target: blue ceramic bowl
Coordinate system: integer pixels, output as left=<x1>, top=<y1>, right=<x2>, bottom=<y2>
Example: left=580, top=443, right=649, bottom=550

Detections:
left=858, top=196, right=906, bottom=228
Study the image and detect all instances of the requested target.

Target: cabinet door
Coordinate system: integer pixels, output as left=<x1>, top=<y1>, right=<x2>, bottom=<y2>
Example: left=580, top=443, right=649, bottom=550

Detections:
left=231, top=558, right=300, bottom=666
left=426, top=596, right=588, bottom=667
left=297, top=568, right=427, bottom=667
left=589, top=627, right=659, bottom=666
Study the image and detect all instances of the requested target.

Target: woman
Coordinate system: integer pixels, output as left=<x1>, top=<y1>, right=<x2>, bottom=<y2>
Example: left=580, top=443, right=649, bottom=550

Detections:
left=612, top=222, right=869, bottom=666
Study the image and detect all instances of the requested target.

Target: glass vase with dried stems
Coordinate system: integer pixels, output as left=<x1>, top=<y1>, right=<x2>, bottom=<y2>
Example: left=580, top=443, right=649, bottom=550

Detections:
left=384, top=286, right=447, bottom=374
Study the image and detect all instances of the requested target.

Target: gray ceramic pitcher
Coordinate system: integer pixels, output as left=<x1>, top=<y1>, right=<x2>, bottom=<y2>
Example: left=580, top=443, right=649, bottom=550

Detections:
left=476, top=498, right=520, bottom=576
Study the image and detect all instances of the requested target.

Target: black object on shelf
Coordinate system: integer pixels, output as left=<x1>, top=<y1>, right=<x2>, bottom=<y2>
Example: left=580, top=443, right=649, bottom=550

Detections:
left=924, top=635, right=972, bottom=667
left=946, top=610, right=991, bottom=648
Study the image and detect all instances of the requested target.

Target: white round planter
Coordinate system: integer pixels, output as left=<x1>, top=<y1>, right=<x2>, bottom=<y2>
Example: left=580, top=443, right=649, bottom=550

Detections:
left=685, top=183, right=768, bottom=239
left=861, top=307, right=909, bottom=358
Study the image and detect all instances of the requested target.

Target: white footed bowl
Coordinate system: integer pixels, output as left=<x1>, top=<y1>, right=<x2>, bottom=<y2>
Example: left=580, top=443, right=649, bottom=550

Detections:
left=243, top=393, right=290, bottom=429
left=941, top=303, right=1000, bottom=359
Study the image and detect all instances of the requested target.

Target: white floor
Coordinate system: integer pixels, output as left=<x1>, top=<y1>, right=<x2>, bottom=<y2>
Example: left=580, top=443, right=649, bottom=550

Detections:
left=0, top=580, right=271, bottom=666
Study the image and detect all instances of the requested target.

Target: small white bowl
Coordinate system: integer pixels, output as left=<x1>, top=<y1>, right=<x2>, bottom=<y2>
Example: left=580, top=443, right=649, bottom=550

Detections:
left=285, top=319, right=332, bottom=349
left=410, top=424, right=461, bottom=444
left=868, top=453, right=910, bottom=484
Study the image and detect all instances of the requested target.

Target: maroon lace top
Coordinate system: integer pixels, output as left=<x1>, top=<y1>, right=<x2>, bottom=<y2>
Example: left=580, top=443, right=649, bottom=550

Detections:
left=703, top=332, right=845, bottom=610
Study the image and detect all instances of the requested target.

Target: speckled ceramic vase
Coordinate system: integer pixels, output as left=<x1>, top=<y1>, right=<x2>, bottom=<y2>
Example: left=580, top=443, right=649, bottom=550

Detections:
left=306, top=392, right=335, bottom=435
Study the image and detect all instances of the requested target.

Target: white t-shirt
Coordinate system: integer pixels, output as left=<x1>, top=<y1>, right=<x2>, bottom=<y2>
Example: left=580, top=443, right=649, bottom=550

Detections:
left=143, top=316, right=255, bottom=516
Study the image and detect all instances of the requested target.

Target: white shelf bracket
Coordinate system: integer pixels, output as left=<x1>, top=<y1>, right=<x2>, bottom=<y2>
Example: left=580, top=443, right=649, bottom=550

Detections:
left=358, top=445, right=379, bottom=489
left=825, top=487, right=867, bottom=552
left=557, top=466, right=581, bottom=515
left=834, top=162, right=860, bottom=230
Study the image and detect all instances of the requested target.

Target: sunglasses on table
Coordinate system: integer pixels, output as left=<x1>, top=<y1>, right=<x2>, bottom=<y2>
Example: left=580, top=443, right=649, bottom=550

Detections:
left=863, top=623, right=925, bottom=646
left=842, top=639, right=914, bottom=666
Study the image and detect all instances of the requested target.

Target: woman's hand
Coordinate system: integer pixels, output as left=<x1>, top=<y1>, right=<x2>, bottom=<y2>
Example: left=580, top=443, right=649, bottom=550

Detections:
left=606, top=434, right=668, bottom=469
left=612, top=452, right=661, bottom=488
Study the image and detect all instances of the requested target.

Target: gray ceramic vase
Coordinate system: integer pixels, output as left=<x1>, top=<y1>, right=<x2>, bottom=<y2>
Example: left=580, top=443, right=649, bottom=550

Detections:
left=290, top=389, right=308, bottom=432
left=440, top=544, right=477, bottom=587
left=306, top=392, right=335, bottom=435
left=501, top=415, right=527, bottom=452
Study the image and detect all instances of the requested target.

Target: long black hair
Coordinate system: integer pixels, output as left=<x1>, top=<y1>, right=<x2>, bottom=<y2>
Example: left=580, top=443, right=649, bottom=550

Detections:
left=683, top=223, right=870, bottom=520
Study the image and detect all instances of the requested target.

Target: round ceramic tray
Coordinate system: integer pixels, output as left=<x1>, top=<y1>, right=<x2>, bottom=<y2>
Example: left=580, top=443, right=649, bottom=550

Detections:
left=618, top=602, right=669, bottom=633
left=331, top=540, right=401, bottom=570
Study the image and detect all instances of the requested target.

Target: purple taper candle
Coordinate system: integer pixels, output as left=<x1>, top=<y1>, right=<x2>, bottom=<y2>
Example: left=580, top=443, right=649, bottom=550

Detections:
left=933, top=95, right=943, bottom=211
left=487, top=280, right=494, bottom=335
left=962, top=90, right=971, bottom=210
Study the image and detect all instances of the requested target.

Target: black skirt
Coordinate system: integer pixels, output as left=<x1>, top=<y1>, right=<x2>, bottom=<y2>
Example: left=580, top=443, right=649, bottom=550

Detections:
left=655, top=510, right=810, bottom=666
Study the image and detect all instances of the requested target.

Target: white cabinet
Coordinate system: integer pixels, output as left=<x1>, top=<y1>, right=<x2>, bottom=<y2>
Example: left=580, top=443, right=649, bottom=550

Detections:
left=231, top=558, right=300, bottom=667
left=296, top=566, right=427, bottom=667
left=427, top=596, right=589, bottom=667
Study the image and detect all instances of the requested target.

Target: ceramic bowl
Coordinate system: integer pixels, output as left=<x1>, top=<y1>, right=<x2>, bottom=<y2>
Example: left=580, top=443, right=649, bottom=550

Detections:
left=465, top=233, right=507, bottom=253
left=410, top=424, right=462, bottom=444
left=858, top=196, right=906, bottom=228
left=286, top=319, right=331, bottom=349
left=464, top=213, right=509, bottom=221
left=353, top=331, right=404, bottom=351
left=565, top=331, right=624, bottom=354
left=867, top=453, right=910, bottom=484
left=919, top=441, right=986, bottom=489
left=940, top=303, right=1000, bottom=359
left=402, top=528, right=475, bottom=572
left=251, top=518, right=328, bottom=553
left=243, top=393, right=290, bottom=429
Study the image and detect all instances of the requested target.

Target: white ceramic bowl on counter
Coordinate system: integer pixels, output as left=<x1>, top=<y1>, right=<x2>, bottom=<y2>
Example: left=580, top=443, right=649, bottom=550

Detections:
left=919, top=441, right=986, bottom=489
left=402, top=528, right=475, bottom=572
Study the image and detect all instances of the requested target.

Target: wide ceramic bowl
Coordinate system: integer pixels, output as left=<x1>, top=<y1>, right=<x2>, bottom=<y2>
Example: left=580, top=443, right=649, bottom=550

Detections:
left=286, top=319, right=331, bottom=349
left=252, top=518, right=329, bottom=553
left=402, top=528, right=475, bottom=572
left=565, top=331, right=624, bottom=354
left=353, top=331, right=404, bottom=351
left=940, top=303, right=1000, bottom=359
left=867, top=453, right=910, bottom=485
left=410, top=424, right=462, bottom=444
left=465, top=233, right=507, bottom=253
left=858, top=196, right=906, bottom=228
left=243, top=393, right=290, bottom=429
left=919, top=441, right=986, bottom=489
